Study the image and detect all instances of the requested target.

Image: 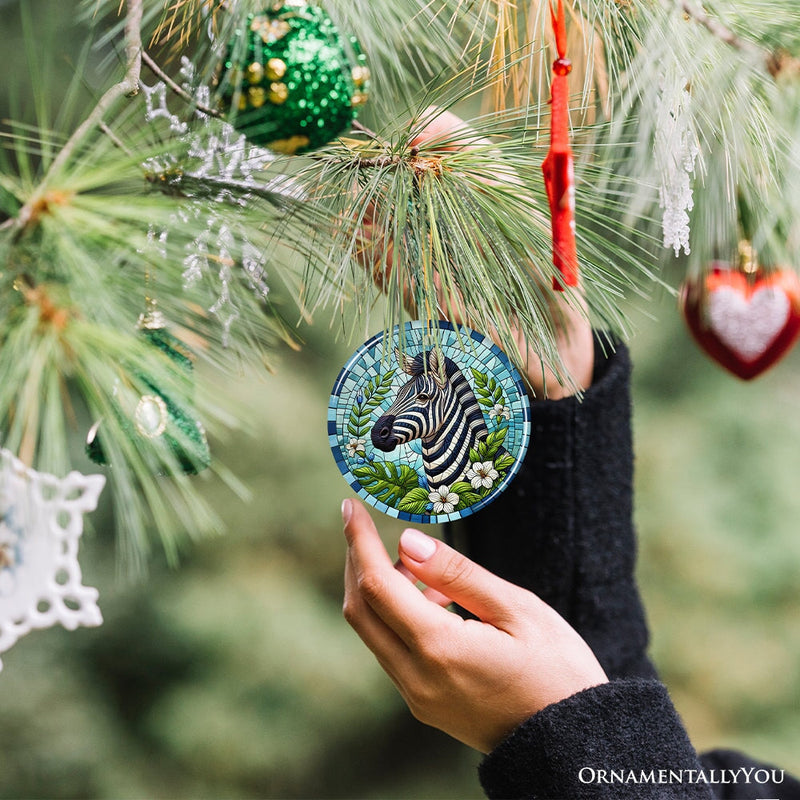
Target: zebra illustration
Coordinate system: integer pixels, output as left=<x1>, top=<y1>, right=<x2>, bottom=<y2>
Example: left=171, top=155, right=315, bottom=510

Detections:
left=370, top=347, right=493, bottom=490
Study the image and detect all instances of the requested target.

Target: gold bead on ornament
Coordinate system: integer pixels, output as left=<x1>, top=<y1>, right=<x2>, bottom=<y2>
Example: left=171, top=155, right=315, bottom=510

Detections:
left=251, top=15, right=290, bottom=44
left=248, top=86, right=267, bottom=108
left=266, top=58, right=287, bottom=81
left=268, top=81, right=289, bottom=104
left=247, top=61, right=265, bottom=84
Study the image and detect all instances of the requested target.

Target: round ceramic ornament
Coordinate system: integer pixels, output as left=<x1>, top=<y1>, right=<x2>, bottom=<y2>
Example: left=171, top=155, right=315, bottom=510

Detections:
left=329, top=321, right=531, bottom=523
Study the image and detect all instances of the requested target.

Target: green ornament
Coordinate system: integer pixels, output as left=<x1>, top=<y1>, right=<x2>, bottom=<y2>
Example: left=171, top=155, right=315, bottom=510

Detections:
left=218, top=1, right=369, bottom=153
left=86, top=318, right=211, bottom=475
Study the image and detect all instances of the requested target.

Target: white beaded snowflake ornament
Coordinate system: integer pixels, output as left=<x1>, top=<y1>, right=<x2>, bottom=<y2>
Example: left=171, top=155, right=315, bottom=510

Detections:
left=0, top=448, right=105, bottom=671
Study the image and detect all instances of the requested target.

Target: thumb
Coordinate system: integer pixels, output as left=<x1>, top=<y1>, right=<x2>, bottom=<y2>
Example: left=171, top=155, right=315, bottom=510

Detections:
left=398, top=528, right=529, bottom=629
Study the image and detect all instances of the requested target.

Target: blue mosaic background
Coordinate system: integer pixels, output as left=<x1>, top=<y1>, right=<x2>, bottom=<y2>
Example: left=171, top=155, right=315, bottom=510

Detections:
left=328, top=321, right=531, bottom=524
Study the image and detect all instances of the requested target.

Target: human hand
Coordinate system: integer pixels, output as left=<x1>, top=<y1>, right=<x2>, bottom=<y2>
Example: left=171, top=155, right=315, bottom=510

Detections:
left=341, top=497, right=608, bottom=753
left=356, top=106, right=594, bottom=399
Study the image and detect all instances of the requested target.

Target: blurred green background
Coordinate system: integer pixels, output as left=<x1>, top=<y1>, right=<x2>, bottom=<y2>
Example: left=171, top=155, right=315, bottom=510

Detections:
left=3, top=2, right=800, bottom=797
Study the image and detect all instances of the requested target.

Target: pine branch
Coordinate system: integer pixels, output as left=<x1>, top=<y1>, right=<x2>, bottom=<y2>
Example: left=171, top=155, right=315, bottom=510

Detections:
left=15, top=0, right=143, bottom=233
left=0, top=0, right=309, bottom=563
left=676, top=0, right=762, bottom=56
left=676, top=0, right=800, bottom=78
left=293, top=105, right=657, bottom=389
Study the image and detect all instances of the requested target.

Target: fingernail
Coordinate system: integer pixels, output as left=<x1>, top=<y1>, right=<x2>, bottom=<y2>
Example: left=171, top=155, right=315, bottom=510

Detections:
left=341, top=498, right=352, bottom=525
left=400, top=529, right=437, bottom=562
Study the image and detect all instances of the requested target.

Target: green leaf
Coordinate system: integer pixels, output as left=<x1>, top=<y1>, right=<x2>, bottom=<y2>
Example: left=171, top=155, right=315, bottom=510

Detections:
left=484, top=427, right=507, bottom=458
left=468, top=447, right=482, bottom=463
left=450, top=480, right=475, bottom=495
left=455, top=491, right=481, bottom=510
left=493, top=385, right=503, bottom=402
left=471, top=369, right=492, bottom=402
left=470, top=367, right=487, bottom=388
left=397, top=487, right=431, bottom=514
left=494, top=453, right=516, bottom=471
left=363, top=369, right=396, bottom=414
left=352, top=460, right=419, bottom=507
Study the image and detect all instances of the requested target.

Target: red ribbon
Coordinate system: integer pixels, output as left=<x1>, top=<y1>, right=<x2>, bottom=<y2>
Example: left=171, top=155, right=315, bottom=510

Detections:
left=541, top=0, right=578, bottom=290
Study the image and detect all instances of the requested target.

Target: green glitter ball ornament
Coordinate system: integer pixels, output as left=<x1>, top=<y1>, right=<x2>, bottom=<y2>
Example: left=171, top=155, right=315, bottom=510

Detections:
left=86, top=318, right=211, bottom=476
left=218, top=1, right=369, bottom=153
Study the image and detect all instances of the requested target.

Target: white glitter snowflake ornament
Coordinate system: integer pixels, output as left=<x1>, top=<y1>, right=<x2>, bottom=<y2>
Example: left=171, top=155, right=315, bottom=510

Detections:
left=0, top=449, right=106, bottom=671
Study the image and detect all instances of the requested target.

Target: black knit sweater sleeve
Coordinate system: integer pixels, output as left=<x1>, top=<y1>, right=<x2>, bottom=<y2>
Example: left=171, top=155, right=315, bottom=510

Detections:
left=477, top=680, right=800, bottom=800
left=478, top=679, right=712, bottom=799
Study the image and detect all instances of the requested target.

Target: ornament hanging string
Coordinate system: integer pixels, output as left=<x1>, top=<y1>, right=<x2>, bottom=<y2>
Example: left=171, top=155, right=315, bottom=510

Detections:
left=541, top=0, right=578, bottom=290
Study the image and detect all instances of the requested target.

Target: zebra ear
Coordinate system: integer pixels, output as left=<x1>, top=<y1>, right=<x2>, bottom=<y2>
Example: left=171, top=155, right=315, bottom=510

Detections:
left=395, top=347, right=418, bottom=375
left=427, top=349, right=447, bottom=388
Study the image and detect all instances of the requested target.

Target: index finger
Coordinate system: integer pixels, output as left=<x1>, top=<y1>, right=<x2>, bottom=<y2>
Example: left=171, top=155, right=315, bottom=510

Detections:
left=343, top=498, right=447, bottom=646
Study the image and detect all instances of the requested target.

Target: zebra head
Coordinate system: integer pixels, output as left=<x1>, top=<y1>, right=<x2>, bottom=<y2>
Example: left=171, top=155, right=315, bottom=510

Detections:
left=371, top=348, right=450, bottom=453
left=371, top=347, right=490, bottom=489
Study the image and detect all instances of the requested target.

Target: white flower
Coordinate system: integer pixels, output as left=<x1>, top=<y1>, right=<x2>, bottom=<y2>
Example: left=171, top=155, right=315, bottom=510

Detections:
left=428, top=485, right=459, bottom=514
left=466, top=460, right=499, bottom=490
left=346, top=437, right=367, bottom=458
left=489, top=403, right=511, bottom=421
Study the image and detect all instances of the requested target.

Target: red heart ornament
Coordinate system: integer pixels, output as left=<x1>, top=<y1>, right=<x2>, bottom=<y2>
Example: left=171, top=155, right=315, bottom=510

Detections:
left=680, top=265, right=800, bottom=380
